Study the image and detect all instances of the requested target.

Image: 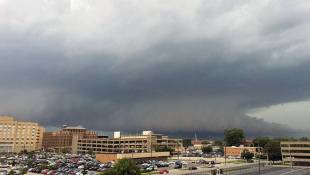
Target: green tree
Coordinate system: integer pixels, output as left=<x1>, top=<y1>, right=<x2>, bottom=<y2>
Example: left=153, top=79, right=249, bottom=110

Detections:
left=82, top=169, right=88, bottom=175
left=300, top=137, right=309, bottom=141
left=202, top=146, right=213, bottom=154
left=224, top=128, right=245, bottom=146
left=155, top=146, right=174, bottom=154
left=20, top=168, right=28, bottom=175
left=19, top=149, right=28, bottom=155
left=102, top=158, right=141, bottom=175
left=201, top=140, right=210, bottom=145
left=212, top=140, right=224, bottom=153
left=241, top=150, right=254, bottom=162
left=253, top=137, right=270, bottom=148
left=102, top=168, right=118, bottom=175
left=87, top=149, right=94, bottom=155
left=265, top=140, right=282, bottom=162
left=212, top=140, right=223, bottom=146
left=182, top=139, right=193, bottom=148
left=8, top=170, right=15, bottom=175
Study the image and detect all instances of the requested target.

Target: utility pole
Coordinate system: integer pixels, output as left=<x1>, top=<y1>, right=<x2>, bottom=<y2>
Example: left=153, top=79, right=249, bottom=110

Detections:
left=177, top=139, right=180, bottom=160
left=259, top=157, right=261, bottom=174
left=258, top=148, right=261, bottom=175
left=266, top=149, right=269, bottom=164
left=224, top=145, right=227, bottom=166
left=289, top=144, right=293, bottom=168
left=150, top=135, right=152, bottom=160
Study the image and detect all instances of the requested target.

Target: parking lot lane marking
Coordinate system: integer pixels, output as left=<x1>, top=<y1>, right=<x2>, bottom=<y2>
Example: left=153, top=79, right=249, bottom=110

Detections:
left=277, top=168, right=307, bottom=175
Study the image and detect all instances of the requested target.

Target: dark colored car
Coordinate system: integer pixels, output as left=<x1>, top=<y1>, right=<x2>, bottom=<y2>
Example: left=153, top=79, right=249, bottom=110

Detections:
left=188, top=166, right=197, bottom=170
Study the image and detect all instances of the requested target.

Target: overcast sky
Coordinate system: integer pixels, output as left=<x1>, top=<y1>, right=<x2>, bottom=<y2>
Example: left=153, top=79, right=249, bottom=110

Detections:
left=1, top=0, right=310, bottom=136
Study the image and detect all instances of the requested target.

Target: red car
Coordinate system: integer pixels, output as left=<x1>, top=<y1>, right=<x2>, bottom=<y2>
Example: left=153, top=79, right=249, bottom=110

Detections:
left=41, top=169, right=49, bottom=174
left=159, top=169, right=169, bottom=174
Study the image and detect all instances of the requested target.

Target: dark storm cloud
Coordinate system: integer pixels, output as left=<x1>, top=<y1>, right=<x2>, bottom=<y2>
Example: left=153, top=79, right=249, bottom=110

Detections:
left=1, top=0, right=310, bottom=136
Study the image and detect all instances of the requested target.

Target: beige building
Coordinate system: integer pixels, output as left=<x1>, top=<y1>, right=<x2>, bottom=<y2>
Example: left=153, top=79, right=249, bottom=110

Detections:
left=0, top=116, right=44, bottom=153
left=96, top=152, right=170, bottom=163
left=72, top=130, right=183, bottom=155
left=281, top=141, right=310, bottom=166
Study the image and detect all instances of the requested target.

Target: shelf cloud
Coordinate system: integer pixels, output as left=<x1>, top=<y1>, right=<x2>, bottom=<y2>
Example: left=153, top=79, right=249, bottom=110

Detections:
left=1, top=0, right=310, bottom=136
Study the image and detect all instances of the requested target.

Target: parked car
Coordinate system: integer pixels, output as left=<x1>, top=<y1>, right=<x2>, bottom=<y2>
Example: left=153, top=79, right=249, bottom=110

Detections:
left=188, top=166, right=197, bottom=170
left=159, top=169, right=169, bottom=174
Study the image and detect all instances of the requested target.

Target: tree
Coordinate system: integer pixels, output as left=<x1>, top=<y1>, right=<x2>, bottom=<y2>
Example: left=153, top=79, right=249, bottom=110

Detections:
left=102, top=158, right=141, bottom=175
left=265, top=140, right=282, bottom=162
left=212, top=140, right=224, bottom=153
left=155, top=146, right=174, bottom=154
left=253, top=137, right=270, bottom=148
left=61, top=147, right=70, bottom=154
left=19, top=149, right=28, bottom=155
left=8, top=170, right=15, bottom=175
left=102, top=168, right=118, bottom=175
left=81, top=169, right=88, bottom=175
left=20, top=168, right=28, bottom=175
left=87, top=149, right=94, bottom=155
left=224, top=128, right=245, bottom=146
left=182, top=139, right=193, bottom=148
left=241, top=150, right=254, bottom=162
left=201, top=140, right=210, bottom=145
left=300, top=137, right=309, bottom=141
left=212, top=140, right=223, bottom=147
left=202, top=146, right=213, bottom=154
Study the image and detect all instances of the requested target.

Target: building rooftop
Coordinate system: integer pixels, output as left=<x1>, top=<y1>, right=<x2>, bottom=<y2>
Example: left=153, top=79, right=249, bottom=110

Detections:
left=0, top=116, right=15, bottom=121
left=62, top=125, right=86, bottom=130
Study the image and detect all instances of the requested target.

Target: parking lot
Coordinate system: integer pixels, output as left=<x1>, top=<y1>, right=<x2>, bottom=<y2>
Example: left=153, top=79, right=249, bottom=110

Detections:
left=2, top=152, right=310, bottom=175
left=0, top=153, right=210, bottom=175
left=0, top=152, right=105, bottom=175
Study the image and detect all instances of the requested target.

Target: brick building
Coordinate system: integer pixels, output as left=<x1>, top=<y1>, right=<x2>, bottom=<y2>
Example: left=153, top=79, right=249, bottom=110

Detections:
left=42, top=125, right=97, bottom=153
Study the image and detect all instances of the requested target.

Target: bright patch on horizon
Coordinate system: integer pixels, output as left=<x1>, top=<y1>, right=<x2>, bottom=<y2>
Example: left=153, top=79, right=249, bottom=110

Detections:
left=248, top=100, right=310, bottom=130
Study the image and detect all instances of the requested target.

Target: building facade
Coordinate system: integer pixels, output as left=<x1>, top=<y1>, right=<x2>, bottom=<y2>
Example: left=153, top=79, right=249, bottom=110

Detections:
left=224, top=146, right=262, bottom=158
left=0, top=116, right=44, bottom=153
left=281, top=141, right=310, bottom=166
left=42, top=125, right=97, bottom=153
left=96, top=152, right=170, bottom=163
left=72, top=131, right=183, bottom=155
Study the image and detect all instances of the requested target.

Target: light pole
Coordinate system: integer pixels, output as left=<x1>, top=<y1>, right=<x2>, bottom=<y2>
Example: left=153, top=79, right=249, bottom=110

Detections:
left=150, top=135, right=153, bottom=160
left=289, top=144, right=293, bottom=168
left=258, top=152, right=261, bottom=175
left=224, top=145, right=226, bottom=166
left=258, top=144, right=261, bottom=175
left=177, top=139, right=180, bottom=160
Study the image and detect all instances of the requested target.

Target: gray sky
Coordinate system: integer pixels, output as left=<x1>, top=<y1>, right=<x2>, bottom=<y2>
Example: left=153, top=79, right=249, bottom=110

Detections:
left=1, top=0, right=310, bottom=136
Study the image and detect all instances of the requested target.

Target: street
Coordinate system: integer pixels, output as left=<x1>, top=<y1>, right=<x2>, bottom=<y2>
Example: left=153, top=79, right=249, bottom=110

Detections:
left=228, top=167, right=310, bottom=175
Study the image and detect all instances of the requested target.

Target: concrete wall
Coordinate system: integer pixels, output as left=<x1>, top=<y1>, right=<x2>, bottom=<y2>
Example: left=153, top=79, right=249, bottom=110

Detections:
left=96, top=154, right=118, bottom=163
left=96, top=152, right=170, bottom=163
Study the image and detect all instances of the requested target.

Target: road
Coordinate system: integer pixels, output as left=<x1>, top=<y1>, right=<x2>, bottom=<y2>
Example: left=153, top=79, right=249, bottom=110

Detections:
left=229, top=167, right=310, bottom=175
left=166, top=166, right=310, bottom=175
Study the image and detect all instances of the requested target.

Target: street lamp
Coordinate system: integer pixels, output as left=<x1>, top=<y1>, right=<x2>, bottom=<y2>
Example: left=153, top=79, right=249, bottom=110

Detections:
left=224, top=145, right=226, bottom=166
left=258, top=146, right=261, bottom=175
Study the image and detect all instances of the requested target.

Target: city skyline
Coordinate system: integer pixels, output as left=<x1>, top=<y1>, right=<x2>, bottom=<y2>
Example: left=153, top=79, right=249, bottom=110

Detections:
left=1, top=1, right=310, bottom=136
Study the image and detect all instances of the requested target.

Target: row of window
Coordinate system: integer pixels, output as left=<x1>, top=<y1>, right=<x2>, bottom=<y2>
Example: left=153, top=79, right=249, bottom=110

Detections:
left=78, top=148, right=147, bottom=152
left=78, top=140, right=148, bottom=144
left=78, top=144, right=148, bottom=148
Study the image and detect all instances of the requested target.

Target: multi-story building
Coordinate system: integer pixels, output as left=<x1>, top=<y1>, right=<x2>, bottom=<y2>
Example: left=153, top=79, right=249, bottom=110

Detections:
left=0, top=116, right=44, bottom=153
left=224, top=146, right=262, bottom=158
left=42, top=125, right=97, bottom=153
left=281, top=141, right=310, bottom=166
left=72, top=130, right=183, bottom=155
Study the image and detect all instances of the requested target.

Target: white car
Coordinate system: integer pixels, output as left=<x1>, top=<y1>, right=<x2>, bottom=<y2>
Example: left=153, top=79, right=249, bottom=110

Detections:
left=78, top=165, right=85, bottom=169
